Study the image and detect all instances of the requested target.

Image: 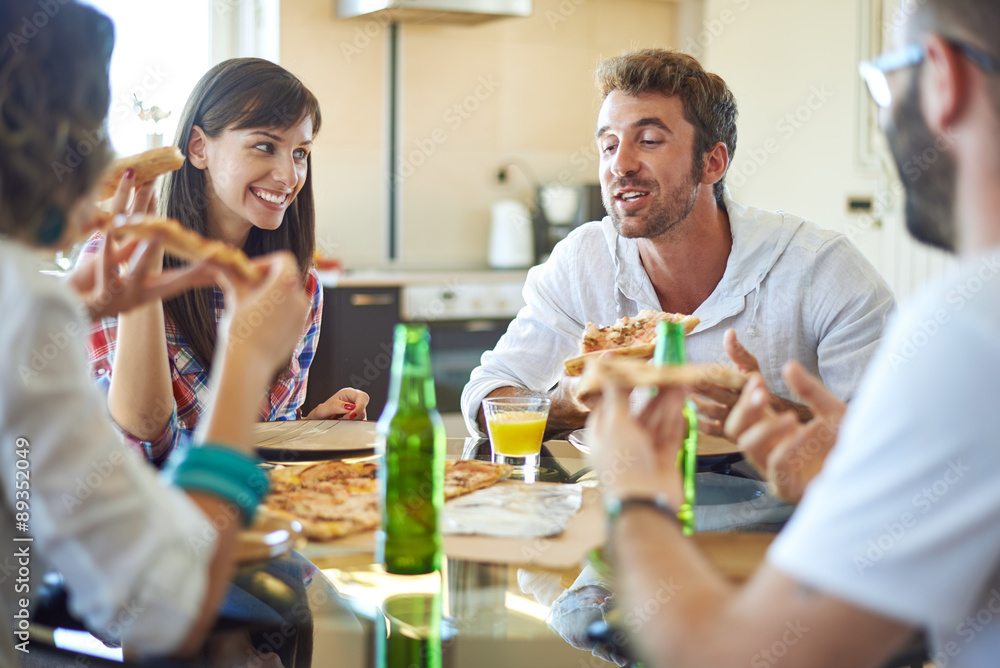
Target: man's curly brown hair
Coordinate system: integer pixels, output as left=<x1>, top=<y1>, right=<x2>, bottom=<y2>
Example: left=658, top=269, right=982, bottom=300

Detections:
left=0, top=0, right=114, bottom=244
left=596, top=49, right=738, bottom=205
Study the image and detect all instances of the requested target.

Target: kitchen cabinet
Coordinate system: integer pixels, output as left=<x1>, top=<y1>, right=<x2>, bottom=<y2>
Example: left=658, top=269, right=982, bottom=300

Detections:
left=303, top=286, right=400, bottom=418
left=303, top=273, right=527, bottom=419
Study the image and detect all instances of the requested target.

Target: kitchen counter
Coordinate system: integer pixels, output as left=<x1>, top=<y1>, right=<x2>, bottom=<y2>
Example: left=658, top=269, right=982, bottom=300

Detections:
left=317, top=268, right=530, bottom=288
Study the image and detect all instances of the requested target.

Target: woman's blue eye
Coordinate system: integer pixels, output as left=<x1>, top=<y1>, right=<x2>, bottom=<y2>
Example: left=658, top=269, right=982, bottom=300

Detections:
left=254, top=142, right=274, bottom=153
left=294, top=148, right=309, bottom=160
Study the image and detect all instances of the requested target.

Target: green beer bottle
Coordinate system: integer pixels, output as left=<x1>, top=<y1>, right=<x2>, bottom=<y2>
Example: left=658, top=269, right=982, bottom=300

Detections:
left=653, top=320, right=697, bottom=535
left=377, top=324, right=446, bottom=574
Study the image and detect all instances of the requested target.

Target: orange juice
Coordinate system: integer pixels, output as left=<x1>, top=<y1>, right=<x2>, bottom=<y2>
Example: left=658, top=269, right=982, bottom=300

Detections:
left=487, top=412, right=548, bottom=456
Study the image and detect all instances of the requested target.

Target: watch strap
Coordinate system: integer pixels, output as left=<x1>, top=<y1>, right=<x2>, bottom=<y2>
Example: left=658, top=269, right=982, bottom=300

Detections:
left=606, top=494, right=681, bottom=527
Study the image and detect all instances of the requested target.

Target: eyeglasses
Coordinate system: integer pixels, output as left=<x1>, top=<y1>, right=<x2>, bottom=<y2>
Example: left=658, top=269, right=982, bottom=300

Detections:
left=859, top=39, right=1000, bottom=108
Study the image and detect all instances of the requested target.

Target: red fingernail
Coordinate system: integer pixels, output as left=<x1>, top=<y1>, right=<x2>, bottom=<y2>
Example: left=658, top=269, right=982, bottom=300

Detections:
left=124, top=168, right=134, bottom=179
left=343, top=403, right=355, bottom=411
left=349, top=412, right=357, bottom=420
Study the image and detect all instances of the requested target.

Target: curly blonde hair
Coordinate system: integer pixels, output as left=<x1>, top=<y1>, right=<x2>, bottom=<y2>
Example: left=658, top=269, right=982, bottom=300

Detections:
left=0, top=1, right=114, bottom=244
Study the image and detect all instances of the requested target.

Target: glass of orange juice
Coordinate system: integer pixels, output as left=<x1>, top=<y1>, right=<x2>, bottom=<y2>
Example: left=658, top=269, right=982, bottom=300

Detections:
left=482, top=397, right=551, bottom=478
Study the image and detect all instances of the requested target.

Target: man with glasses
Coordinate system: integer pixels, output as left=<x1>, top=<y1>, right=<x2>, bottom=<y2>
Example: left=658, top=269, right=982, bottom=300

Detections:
left=588, top=0, right=1000, bottom=665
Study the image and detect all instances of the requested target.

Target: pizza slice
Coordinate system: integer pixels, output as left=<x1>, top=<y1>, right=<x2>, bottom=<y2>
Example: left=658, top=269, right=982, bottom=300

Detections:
left=98, top=146, right=185, bottom=201
left=108, top=215, right=262, bottom=283
left=575, top=356, right=748, bottom=403
left=264, top=489, right=380, bottom=540
left=564, top=310, right=700, bottom=376
left=444, top=460, right=513, bottom=499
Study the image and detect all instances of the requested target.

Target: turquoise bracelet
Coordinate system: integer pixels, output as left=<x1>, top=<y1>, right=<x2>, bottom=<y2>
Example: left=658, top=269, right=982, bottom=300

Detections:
left=170, top=443, right=269, bottom=527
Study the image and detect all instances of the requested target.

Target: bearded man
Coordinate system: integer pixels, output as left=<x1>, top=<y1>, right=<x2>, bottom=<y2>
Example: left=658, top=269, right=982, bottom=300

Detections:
left=462, top=49, right=895, bottom=438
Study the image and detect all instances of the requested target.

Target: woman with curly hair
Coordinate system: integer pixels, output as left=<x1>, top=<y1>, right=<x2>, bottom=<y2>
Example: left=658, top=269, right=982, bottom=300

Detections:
left=0, top=1, right=311, bottom=662
left=81, top=58, right=368, bottom=465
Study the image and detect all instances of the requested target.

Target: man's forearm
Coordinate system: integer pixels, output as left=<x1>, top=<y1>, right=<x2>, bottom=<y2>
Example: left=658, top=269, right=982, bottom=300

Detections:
left=478, top=385, right=589, bottom=437
left=609, top=507, right=912, bottom=667
left=612, top=508, right=733, bottom=667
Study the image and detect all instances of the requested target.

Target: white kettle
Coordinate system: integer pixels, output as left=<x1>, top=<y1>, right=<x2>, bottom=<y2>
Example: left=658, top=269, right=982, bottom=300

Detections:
left=488, top=199, right=535, bottom=269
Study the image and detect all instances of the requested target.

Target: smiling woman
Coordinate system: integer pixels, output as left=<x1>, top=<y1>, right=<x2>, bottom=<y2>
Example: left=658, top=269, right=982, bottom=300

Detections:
left=79, top=58, right=369, bottom=465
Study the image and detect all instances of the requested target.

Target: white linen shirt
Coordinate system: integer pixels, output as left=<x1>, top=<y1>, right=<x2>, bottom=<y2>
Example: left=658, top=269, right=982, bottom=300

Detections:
left=462, top=190, right=895, bottom=435
left=0, top=239, right=216, bottom=664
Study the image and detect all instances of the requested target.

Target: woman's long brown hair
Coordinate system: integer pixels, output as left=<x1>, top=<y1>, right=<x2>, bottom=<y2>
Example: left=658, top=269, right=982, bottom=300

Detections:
left=160, top=58, right=321, bottom=374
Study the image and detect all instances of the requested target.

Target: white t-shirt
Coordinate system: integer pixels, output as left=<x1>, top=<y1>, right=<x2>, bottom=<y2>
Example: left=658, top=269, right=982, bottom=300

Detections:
left=769, top=247, right=1000, bottom=667
left=0, top=239, right=216, bottom=664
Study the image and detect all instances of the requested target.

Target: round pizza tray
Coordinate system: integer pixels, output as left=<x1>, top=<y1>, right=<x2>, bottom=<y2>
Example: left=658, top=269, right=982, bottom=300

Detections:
left=254, top=419, right=378, bottom=462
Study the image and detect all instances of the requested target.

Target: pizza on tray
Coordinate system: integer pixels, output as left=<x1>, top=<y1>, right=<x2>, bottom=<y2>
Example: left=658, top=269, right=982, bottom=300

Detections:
left=563, top=310, right=700, bottom=376
left=262, top=460, right=512, bottom=541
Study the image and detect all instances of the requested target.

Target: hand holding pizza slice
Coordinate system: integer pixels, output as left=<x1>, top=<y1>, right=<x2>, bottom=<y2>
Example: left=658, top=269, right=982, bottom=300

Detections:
left=563, top=310, right=700, bottom=376
left=108, top=215, right=262, bottom=283
left=563, top=312, right=765, bottom=440
left=97, top=146, right=186, bottom=201
left=575, top=356, right=748, bottom=405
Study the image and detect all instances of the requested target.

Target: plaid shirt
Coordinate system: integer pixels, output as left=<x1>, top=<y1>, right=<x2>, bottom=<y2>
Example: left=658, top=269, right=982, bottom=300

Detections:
left=81, top=234, right=324, bottom=465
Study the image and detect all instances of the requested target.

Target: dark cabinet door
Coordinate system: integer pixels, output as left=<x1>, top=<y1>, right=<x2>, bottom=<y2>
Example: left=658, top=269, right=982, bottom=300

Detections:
left=303, top=286, right=400, bottom=419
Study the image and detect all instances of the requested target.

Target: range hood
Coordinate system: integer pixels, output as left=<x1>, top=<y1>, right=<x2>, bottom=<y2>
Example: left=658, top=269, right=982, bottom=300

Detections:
left=337, top=0, right=532, bottom=25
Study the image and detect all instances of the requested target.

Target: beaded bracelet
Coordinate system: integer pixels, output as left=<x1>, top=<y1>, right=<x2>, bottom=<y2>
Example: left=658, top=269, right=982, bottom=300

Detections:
left=170, top=443, right=269, bottom=527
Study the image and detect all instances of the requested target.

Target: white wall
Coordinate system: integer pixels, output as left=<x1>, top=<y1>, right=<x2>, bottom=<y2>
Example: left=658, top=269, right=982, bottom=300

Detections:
left=697, top=0, right=884, bottom=261
left=689, top=0, right=952, bottom=299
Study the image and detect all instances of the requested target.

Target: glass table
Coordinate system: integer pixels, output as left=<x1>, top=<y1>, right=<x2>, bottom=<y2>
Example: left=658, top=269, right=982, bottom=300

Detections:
left=241, top=437, right=784, bottom=668
left=27, top=437, right=782, bottom=668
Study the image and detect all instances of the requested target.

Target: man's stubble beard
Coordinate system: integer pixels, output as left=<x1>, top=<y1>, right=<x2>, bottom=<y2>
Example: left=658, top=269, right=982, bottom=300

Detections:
left=887, top=74, right=958, bottom=253
left=604, top=155, right=704, bottom=241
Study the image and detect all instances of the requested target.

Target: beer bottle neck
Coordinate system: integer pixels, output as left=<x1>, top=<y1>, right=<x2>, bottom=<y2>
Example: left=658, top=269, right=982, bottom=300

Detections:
left=386, top=326, right=438, bottom=412
left=665, top=325, right=686, bottom=366
left=654, top=321, right=687, bottom=367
